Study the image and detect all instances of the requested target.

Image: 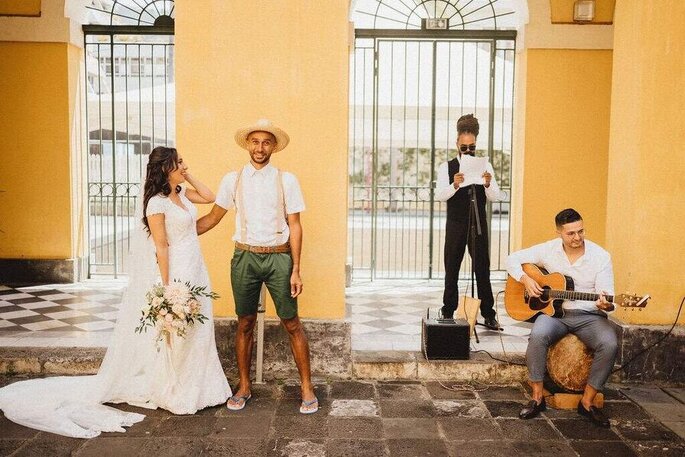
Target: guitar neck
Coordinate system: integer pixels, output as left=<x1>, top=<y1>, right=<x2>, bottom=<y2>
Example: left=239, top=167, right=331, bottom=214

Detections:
left=548, top=290, right=612, bottom=302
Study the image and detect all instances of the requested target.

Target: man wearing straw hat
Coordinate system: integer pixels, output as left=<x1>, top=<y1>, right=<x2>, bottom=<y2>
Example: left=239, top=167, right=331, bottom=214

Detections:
left=197, top=119, right=318, bottom=414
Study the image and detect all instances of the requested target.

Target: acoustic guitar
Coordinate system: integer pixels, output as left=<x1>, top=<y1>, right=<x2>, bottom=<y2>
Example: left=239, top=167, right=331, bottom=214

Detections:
left=505, top=263, right=649, bottom=322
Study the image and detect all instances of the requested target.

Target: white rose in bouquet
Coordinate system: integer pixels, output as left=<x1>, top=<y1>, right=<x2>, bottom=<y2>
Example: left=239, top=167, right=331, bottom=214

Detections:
left=171, top=303, right=184, bottom=317
left=163, top=282, right=191, bottom=306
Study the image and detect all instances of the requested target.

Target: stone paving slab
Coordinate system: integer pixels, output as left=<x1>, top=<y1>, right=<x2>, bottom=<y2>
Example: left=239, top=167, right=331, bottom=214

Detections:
left=0, top=379, right=684, bottom=456
left=664, top=388, right=685, bottom=404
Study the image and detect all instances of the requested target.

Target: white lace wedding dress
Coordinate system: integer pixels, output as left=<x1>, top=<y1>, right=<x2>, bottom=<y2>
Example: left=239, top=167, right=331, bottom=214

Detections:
left=0, top=187, right=231, bottom=438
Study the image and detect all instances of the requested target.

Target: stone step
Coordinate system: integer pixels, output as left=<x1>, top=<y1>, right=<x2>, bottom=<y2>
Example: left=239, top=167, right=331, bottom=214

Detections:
left=2, top=318, right=681, bottom=384
left=353, top=350, right=528, bottom=382
left=0, top=345, right=528, bottom=384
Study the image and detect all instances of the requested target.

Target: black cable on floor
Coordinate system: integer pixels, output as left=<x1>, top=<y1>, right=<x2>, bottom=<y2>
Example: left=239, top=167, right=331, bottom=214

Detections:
left=470, top=348, right=526, bottom=366
left=611, top=295, right=684, bottom=374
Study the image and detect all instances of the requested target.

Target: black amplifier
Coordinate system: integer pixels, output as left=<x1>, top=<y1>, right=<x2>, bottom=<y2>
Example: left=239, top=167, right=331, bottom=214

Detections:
left=421, top=309, right=470, bottom=360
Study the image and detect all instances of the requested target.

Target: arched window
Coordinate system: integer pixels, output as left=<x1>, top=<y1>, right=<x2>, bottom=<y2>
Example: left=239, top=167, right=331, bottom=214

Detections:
left=85, top=0, right=174, bottom=27
left=351, top=0, right=523, bottom=30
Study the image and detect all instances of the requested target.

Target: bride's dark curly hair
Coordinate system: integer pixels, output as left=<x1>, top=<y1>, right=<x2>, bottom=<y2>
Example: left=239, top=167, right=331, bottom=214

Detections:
left=142, top=146, right=181, bottom=234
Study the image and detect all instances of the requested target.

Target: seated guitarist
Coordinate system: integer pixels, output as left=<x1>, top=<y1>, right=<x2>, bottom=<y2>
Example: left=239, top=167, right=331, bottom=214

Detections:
left=506, top=208, right=617, bottom=427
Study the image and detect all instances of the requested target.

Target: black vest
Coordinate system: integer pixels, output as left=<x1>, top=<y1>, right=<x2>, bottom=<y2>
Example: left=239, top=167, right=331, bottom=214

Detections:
left=446, top=157, right=487, bottom=223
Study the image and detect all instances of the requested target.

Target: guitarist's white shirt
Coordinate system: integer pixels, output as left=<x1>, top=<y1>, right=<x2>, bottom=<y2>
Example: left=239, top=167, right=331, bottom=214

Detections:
left=506, top=238, right=615, bottom=313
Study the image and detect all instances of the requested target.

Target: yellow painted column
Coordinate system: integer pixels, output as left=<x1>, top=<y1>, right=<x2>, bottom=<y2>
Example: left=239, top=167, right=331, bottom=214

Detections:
left=514, top=0, right=615, bottom=248
left=0, top=42, right=74, bottom=259
left=0, top=0, right=85, bottom=282
left=520, top=49, right=613, bottom=247
left=606, top=0, right=685, bottom=324
left=175, top=1, right=349, bottom=319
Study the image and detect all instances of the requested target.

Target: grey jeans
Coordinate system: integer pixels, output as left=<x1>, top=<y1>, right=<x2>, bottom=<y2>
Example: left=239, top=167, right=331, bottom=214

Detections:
left=526, top=310, right=619, bottom=390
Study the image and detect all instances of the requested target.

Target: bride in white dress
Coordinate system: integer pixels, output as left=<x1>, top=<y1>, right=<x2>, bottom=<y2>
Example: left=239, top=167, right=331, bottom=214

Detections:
left=0, top=147, right=231, bottom=438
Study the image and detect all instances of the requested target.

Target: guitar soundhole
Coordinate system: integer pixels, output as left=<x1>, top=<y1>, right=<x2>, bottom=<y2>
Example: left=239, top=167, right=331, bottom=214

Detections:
left=528, top=287, right=551, bottom=311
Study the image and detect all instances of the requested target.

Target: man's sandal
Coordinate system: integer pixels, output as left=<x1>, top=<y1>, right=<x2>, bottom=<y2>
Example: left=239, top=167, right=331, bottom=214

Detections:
left=299, top=397, right=319, bottom=414
left=226, top=394, right=252, bottom=411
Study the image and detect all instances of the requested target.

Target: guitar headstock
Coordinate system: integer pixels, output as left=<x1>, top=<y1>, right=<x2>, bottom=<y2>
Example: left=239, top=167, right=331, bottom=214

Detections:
left=615, top=293, right=650, bottom=308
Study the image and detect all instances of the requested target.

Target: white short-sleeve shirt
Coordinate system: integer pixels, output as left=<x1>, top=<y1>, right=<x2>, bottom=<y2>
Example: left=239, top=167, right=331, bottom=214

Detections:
left=215, top=163, right=305, bottom=246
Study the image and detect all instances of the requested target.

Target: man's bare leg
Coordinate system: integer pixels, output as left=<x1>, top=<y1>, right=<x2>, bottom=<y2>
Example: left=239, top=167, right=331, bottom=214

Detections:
left=227, top=314, right=257, bottom=407
left=529, top=380, right=544, bottom=404
left=581, top=384, right=599, bottom=409
left=281, top=316, right=315, bottom=402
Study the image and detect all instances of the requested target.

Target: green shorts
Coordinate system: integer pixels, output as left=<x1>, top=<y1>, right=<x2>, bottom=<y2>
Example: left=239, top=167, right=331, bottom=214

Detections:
left=230, top=248, right=298, bottom=319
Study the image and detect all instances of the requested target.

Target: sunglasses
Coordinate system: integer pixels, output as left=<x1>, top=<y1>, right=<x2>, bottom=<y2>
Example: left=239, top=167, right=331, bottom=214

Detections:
left=459, top=144, right=477, bottom=153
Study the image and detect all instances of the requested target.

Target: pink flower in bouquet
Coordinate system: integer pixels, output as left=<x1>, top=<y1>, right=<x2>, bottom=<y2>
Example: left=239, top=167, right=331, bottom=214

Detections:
left=188, top=299, right=200, bottom=314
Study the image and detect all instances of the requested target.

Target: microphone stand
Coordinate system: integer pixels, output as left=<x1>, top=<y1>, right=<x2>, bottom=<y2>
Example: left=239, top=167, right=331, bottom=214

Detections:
left=466, top=183, right=482, bottom=343
left=468, top=178, right=503, bottom=335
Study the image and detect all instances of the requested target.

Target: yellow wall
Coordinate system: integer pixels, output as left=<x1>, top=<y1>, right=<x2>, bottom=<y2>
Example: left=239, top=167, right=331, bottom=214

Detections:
left=521, top=49, right=613, bottom=247
left=175, top=1, right=349, bottom=319
left=0, top=41, right=73, bottom=259
left=606, top=0, right=685, bottom=325
left=0, top=0, right=40, bottom=16
left=550, top=0, right=615, bottom=24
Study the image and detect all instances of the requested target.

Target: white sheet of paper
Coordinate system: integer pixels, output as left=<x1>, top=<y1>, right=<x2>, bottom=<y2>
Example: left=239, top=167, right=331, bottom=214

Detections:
left=458, top=155, right=488, bottom=187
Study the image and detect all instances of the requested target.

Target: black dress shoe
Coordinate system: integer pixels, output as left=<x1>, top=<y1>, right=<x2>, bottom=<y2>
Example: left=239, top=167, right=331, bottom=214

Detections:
left=519, top=398, right=546, bottom=419
left=577, top=402, right=610, bottom=427
left=484, top=316, right=501, bottom=330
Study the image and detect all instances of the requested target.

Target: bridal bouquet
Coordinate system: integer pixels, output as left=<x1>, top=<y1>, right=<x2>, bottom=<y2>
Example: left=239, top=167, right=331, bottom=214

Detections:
left=135, top=280, right=219, bottom=348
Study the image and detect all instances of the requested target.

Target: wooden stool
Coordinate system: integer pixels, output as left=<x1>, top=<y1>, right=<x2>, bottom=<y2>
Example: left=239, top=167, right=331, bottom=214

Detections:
left=544, top=333, right=604, bottom=409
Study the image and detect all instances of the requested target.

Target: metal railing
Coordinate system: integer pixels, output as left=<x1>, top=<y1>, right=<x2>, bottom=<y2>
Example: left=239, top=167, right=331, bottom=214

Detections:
left=348, top=32, right=515, bottom=280
left=85, top=32, right=175, bottom=277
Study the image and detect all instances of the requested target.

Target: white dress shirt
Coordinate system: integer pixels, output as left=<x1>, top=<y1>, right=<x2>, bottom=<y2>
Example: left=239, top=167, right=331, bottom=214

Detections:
left=215, top=163, right=305, bottom=246
left=435, top=155, right=503, bottom=202
left=506, top=238, right=615, bottom=313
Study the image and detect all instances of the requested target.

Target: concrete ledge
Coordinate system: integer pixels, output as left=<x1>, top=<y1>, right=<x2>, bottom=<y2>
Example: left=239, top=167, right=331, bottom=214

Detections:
left=214, top=318, right=353, bottom=379
left=0, top=347, right=105, bottom=376
left=354, top=351, right=528, bottom=382
left=0, top=318, right=353, bottom=379
left=613, top=320, right=685, bottom=384
left=2, top=316, right=680, bottom=384
left=353, top=351, right=418, bottom=379
left=0, top=258, right=78, bottom=284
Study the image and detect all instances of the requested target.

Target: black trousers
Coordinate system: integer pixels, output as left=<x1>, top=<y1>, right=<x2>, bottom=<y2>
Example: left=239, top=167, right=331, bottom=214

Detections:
left=441, top=218, right=495, bottom=319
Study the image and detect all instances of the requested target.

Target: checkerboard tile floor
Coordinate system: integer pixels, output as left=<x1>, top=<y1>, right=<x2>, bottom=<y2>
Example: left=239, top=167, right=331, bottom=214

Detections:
left=0, top=280, right=532, bottom=354
left=0, top=283, right=124, bottom=333
left=346, top=280, right=533, bottom=353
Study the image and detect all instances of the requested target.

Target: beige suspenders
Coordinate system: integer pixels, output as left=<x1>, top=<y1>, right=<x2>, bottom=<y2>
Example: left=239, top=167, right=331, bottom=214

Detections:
left=233, top=168, right=287, bottom=244
left=276, top=171, right=286, bottom=235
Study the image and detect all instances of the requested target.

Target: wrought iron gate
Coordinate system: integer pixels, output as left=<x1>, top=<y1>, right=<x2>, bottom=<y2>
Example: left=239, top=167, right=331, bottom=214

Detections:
left=348, top=32, right=515, bottom=280
left=84, top=1, right=175, bottom=277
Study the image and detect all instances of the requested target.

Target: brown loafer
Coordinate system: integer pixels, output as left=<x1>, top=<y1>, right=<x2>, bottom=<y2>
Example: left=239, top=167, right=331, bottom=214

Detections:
left=519, top=398, right=546, bottom=419
left=577, top=402, right=610, bottom=427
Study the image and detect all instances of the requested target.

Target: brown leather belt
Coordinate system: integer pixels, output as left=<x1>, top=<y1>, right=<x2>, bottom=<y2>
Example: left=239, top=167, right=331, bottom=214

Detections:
left=235, top=242, right=291, bottom=254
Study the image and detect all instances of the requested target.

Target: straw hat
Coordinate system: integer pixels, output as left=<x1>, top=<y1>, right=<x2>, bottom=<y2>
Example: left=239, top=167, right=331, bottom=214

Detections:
left=234, top=119, right=290, bottom=153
